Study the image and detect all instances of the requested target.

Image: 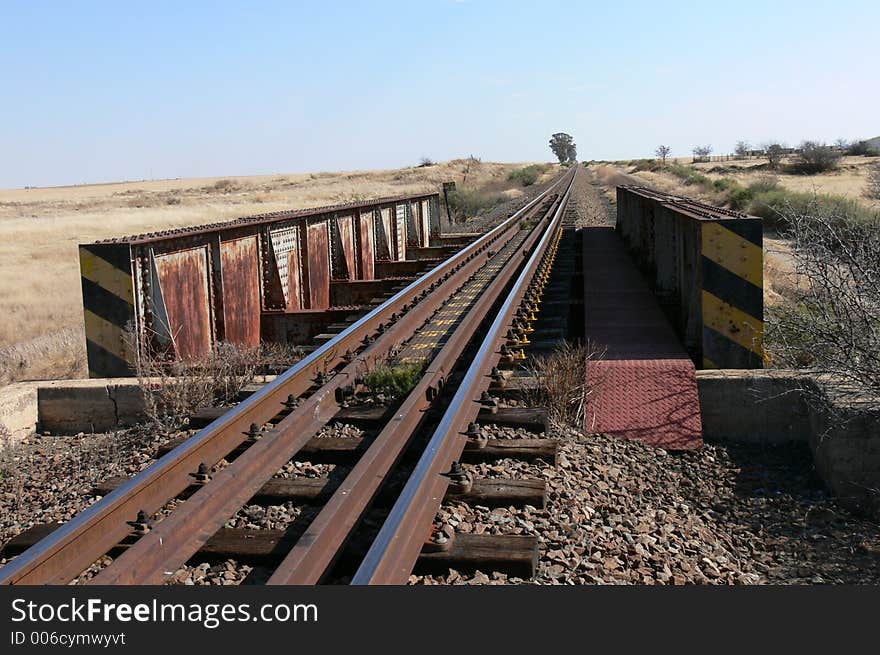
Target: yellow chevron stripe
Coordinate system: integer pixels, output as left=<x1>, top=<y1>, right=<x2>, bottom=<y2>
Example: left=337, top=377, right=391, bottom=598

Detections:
left=83, top=309, right=129, bottom=361
left=79, top=249, right=134, bottom=304
left=702, top=290, right=763, bottom=356
left=701, top=223, right=762, bottom=288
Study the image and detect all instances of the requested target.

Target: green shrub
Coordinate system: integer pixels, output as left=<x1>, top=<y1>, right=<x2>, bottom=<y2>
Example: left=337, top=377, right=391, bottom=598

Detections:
left=507, top=164, right=548, bottom=187
left=363, top=362, right=425, bottom=398
left=667, top=164, right=710, bottom=187
left=747, top=188, right=878, bottom=232
left=726, top=185, right=754, bottom=210
left=712, top=178, right=737, bottom=192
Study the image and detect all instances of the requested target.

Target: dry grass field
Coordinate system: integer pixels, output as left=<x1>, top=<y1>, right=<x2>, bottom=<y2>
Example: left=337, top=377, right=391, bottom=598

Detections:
left=0, top=159, right=555, bottom=385
left=628, top=155, right=880, bottom=212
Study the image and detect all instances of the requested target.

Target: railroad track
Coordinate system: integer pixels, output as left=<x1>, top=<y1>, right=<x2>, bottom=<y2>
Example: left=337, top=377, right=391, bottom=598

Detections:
left=0, top=167, right=578, bottom=585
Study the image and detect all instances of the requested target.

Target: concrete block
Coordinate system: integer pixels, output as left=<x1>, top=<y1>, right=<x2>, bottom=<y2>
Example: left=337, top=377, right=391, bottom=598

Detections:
left=696, top=369, right=812, bottom=443
left=36, top=378, right=146, bottom=434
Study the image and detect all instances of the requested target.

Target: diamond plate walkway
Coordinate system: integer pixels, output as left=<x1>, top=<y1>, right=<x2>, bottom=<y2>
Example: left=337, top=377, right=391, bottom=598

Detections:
left=583, top=227, right=702, bottom=450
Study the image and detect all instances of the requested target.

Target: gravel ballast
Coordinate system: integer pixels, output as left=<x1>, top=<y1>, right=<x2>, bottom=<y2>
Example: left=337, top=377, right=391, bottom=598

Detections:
left=412, top=426, right=880, bottom=585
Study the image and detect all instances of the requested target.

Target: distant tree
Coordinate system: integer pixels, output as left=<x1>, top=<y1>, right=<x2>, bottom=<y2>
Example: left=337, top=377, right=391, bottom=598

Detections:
left=734, top=140, right=751, bottom=158
left=549, top=133, right=576, bottom=164
left=654, top=145, right=672, bottom=164
left=418, top=156, right=435, bottom=167
left=763, top=142, right=785, bottom=170
left=692, top=145, right=713, bottom=162
left=835, top=138, right=850, bottom=150
left=791, top=141, right=842, bottom=174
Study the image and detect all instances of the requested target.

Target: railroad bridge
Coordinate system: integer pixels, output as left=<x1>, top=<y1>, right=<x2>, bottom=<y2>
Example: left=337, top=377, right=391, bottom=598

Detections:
left=0, top=167, right=780, bottom=585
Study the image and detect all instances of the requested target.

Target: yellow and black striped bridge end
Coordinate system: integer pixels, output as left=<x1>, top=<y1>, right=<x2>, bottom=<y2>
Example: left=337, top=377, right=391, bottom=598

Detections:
left=79, top=243, right=136, bottom=377
left=700, top=219, right=763, bottom=369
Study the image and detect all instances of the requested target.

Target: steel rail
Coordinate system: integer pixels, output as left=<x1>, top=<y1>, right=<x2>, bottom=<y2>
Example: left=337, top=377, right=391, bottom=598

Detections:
left=0, top=171, right=569, bottom=586
left=265, top=189, right=567, bottom=584
left=351, top=167, right=577, bottom=584
left=85, top=190, right=560, bottom=584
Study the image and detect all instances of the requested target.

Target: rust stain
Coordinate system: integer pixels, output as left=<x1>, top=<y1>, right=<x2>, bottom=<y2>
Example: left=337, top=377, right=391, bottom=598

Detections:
left=337, top=214, right=356, bottom=279
left=154, top=247, right=212, bottom=360
left=358, top=210, right=374, bottom=280
left=220, top=236, right=261, bottom=347
left=307, top=221, right=330, bottom=309
left=378, top=207, right=393, bottom=261
left=405, top=201, right=420, bottom=248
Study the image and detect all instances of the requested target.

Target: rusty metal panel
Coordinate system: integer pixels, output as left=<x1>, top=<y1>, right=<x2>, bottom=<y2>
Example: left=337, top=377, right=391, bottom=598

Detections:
left=153, top=247, right=212, bottom=359
left=358, top=210, right=375, bottom=280
left=268, top=223, right=301, bottom=308
left=337, top=214, right=356, bottom=279
left=220, top=236, right=261, bottom=347
left=428, top=197, right=441, bottom=240
left=377, top=207, right=393, bottom=260
left=307, top=221, right=330, bottom=309
left=287, top=246, right=303, bottom=310
left=80, top=190, right=440, bottom=376
left=405, top=202, right=419, bottom=248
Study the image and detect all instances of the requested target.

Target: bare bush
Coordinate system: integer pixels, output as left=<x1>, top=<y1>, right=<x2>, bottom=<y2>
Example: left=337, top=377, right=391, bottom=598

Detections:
left=654, top=145, right=671, bottom=165
left=789, top=141, right=842, bottom=174
left=127, top=325, right=303, bottom=432
left=765, top=200, right=880, bottom=402
left=763, top=142, right=786, bottom=170
left=692, top=145, right=712, bottom=162
left=524, top=341, right=603, bottom=429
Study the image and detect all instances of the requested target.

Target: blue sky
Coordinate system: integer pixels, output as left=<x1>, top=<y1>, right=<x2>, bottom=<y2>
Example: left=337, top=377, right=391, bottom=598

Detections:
left=1, top=0, right=878, bottom=188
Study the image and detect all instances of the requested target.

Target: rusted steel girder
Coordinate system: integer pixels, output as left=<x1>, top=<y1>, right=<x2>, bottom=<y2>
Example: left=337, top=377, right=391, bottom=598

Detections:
left=79, top=192, right=440, bottom=377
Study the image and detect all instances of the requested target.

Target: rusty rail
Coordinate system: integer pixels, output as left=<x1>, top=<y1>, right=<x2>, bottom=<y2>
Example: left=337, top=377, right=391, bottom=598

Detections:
left=264, top=183, right=568, bottom=584
left=0, top=172, right=570, bottom=586
left=352, top=168, right=576, bottom=584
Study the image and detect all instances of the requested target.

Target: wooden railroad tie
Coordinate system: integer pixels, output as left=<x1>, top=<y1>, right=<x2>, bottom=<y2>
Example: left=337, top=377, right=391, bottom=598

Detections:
left=3, top=526, right=538, bottom=579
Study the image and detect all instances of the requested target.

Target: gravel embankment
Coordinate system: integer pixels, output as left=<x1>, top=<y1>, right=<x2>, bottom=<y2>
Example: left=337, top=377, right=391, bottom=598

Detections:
left=412, top=425, right=880, bottom=585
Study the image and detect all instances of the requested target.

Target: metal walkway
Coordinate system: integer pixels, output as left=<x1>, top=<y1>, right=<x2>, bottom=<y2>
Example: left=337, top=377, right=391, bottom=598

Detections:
left=582, top=227, right=703, bottom=450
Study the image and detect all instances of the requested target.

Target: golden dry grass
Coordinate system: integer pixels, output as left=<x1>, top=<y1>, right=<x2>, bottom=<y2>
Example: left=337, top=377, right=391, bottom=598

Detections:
left=0, top=159, right=553, bottom=384
left=622, top=156, right=880, bottom=212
